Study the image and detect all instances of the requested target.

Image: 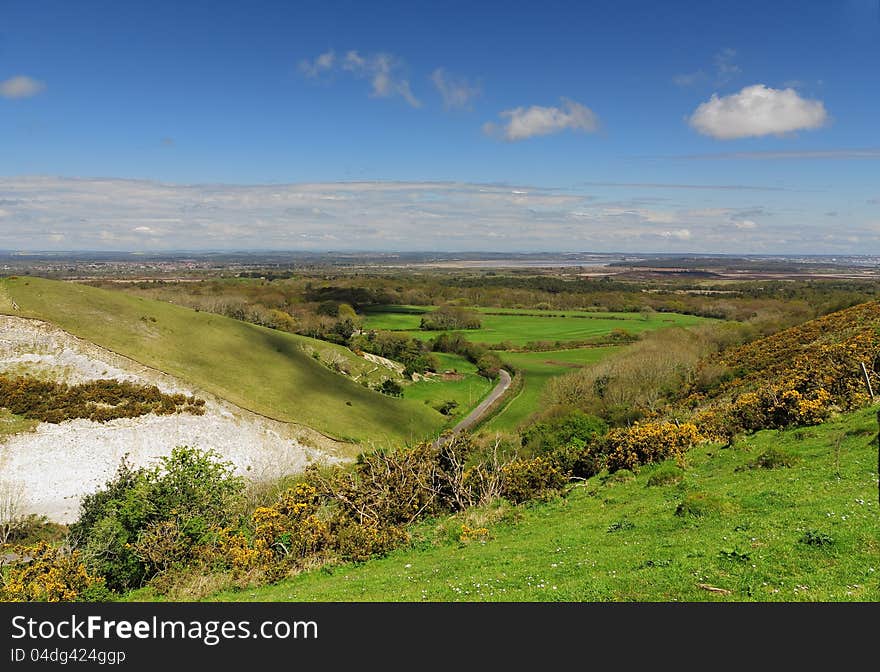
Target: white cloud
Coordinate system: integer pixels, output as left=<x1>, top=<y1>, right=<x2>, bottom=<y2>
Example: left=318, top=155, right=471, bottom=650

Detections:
left=431, top=68, right=480, bottom=110
left=660, top=229, right=692, bottom=240
left=689, top=84, right=828, bottom=140
left=483, top=98, right=599, bottom=141
left=300, top=49, right=420, bottom=107
left=0, top=75, right=45, bottom=99
left=298, top=50, right=336, bottom=77
left=1, top=176, right=873, bottom=255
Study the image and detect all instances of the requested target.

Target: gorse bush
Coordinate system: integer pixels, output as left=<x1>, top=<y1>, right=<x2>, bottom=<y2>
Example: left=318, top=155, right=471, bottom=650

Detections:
left=0, top=542, right=111, bottom=602
left=604, top=422, right=703, bottom=473
left=0, top=375, right=205, bottom=424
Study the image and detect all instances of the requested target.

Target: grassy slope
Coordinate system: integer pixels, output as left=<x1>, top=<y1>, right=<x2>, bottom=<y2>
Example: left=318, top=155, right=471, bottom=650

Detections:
left=483, top=347, right=620, bottom=433
left=206, top=406, right=880, bottom=602
left=0, top=277, right=441, bottom=446
left=402, top=353, right=493, bottom=430
left=363, top=306, right=708, bottom=347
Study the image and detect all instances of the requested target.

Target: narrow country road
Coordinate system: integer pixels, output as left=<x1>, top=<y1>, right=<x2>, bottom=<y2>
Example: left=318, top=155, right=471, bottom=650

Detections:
left=434, top=369, right=512, bottom=446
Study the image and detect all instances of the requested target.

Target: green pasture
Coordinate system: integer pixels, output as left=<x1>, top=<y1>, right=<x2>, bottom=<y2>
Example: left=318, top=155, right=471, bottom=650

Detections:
left=362, top=305, right=708, bottom=347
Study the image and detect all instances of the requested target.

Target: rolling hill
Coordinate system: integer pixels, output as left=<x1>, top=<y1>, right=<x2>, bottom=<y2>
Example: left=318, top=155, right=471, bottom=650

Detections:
left=0, top=277, right=442, bottom=447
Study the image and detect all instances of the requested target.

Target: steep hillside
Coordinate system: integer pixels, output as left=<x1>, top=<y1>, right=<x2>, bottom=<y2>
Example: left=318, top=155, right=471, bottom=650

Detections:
left=0, top=277, right=441, bottom=447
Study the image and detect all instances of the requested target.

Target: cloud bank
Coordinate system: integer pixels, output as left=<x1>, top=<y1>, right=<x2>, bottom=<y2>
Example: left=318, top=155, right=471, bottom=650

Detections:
left=0, top=176, right=873, bottom=255
left=689, top=84, right=828, bottom=139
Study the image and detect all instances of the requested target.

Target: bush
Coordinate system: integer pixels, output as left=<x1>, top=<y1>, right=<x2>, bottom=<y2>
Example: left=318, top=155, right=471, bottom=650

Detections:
left=521, top=409, right=607, bottom=456
left=0, top=375, right=205, bottom=424
left=731, top=386, right=832, bottom=432
left=0, top=542, right=112, bottom=602
left=500, top=457, right=567, bottom=504
left=604, top=422, right=703, bottom=473
left=377, top=379, right=404, bottom=397
left=70, top=447, right=244, bottom=591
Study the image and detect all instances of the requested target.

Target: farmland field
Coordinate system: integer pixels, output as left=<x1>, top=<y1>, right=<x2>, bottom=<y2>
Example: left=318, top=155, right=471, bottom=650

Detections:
left=362, top=305, right=709, bottom=347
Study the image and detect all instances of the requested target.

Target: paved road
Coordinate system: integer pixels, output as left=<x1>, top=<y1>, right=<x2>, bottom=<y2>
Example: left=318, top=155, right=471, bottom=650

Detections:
left=435, top=369, right=512, bottom=446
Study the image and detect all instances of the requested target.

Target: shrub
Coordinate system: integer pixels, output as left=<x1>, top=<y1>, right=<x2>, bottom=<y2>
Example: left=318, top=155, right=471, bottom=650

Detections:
left=334, top=522, right=407, bottom=562
left=252, top=483, right=332, bottom=560
left=70, top=447, right=244, bottom=591
left=0, top=375, right=205, bottom=424
left=604, top=422, right=703, bottom=473
left=731, top=386, right=832, bottom=432
left=0, top=542, right=112, bottom=602
left=377, top=379, right=404, bottom=397
left=500, top=457, right=567, bottom=504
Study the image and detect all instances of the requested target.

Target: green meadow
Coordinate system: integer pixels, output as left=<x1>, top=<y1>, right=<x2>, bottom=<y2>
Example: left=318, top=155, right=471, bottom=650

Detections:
left=362, top=305, right=709, bottom=347
left=0, top=277, right=441, bottom=447
left=402, top=353, right=494, bottom=430
left=202, top=405, right=880, bottom=602
left=483, top=347, right=621, bottom=433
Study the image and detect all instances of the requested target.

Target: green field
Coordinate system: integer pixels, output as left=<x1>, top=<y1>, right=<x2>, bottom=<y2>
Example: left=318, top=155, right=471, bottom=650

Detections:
left=483, top=347, right=620, bottom=432
left=0, top=277, right=442, bottom=447
left=362, top=305, right=709, bottom=347
left=202, top=406, right=880, bottom=602
left=402, top=353, right=494, bottom=429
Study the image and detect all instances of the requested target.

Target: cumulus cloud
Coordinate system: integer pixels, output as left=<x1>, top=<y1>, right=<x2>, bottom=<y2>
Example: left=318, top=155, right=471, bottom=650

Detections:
left=299, top=49, right=420, bottom=107
left=431, top=68, right=481, bottom=110
left=483, top=98, right=599, bottom=141
left=0, top=75, right=45, bottom=99
left=689, top=84, right=828, bottom=140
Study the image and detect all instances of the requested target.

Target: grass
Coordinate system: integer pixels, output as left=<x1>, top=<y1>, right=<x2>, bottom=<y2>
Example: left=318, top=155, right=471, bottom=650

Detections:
left=0, top=408, right=37, bottom=438
left=482, top=347, right=620, bottom=433
left=0, top=277, right=442, bottom=448
left=362, top=305, right=709, bottom=347
left=196, top=405, right=880, bottom=602
left=402, top=353, right=493, bottom=429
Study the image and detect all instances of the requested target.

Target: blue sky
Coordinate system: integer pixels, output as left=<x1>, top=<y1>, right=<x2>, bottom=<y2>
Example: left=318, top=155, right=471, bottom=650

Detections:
left=1, top=0, right=878, bottom=252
